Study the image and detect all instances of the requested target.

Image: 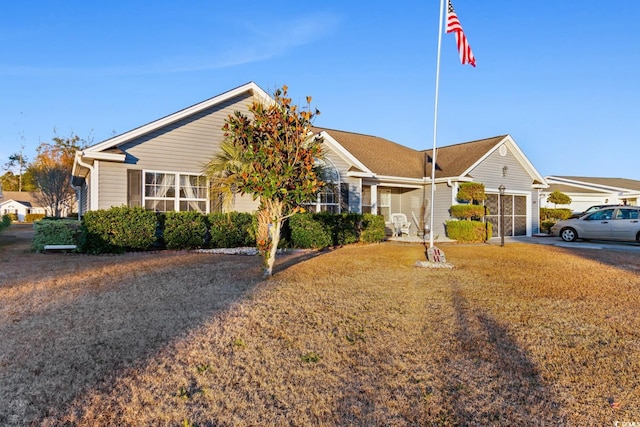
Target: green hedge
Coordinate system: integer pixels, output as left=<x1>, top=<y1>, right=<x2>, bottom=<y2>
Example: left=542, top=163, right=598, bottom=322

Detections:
left=81, top=206, right=158, bottom=254
left=540, top=208, right=572, bottom=221
left=0, top=214, right=11, bottom=232
left=289, top=213, right=333, bottom=249
left=163, top=211, right=208, bottom=250
left=450, top=204, right=487, bottom=220
left=445, top=220, right=492, bottom=242
left=360, top=213, right=386, bottom=243
left=208, top=212, right=255, bottom=248
left=288, top=212, right=386, bottom=248
left=25, top=213, right=46, bottom=223
left=32, top=219, right=82, bottom=252
left=69, top=207, right=387, bottom=254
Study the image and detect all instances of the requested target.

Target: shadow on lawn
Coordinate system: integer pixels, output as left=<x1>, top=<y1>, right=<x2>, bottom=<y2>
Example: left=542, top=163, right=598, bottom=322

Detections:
left=442, top=287, right=567, bottom=425
left=0, top=246, right=316, bottom=425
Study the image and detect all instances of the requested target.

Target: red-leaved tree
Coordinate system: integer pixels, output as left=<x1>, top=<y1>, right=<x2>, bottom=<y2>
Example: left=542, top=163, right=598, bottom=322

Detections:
left=208, top=86, right=324, bottom=277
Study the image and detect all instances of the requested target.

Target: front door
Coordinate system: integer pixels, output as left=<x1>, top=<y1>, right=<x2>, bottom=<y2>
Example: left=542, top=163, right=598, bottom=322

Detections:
left=580, top=208, right=614, bottom=239
left=610, top=208, right=640, bottom=240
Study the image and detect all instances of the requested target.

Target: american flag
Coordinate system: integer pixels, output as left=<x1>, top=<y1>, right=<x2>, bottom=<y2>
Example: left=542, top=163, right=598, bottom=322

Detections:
left=446, top=0, right=476, bottom=67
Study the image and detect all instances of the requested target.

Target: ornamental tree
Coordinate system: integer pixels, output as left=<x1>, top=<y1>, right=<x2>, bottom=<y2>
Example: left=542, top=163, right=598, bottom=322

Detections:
left=547, top=190, right=572, bottom=207
left=210, top=85, right=324, bottom=277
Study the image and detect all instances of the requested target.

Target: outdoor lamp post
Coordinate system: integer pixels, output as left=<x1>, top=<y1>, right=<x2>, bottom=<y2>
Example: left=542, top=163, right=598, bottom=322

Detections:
left=499, top=185, right=506, bottom=247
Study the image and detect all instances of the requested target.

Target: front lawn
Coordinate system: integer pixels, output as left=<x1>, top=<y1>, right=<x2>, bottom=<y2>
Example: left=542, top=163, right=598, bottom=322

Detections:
left=1, top=228, right=639, bottom=425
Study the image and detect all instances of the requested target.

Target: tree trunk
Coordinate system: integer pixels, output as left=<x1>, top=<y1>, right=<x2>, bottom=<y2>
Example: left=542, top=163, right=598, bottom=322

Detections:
left=260, top=199, right=284, bottom=278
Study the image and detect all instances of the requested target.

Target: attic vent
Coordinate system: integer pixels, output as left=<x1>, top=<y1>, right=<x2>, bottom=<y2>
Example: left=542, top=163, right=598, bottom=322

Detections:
left=499, top=145, right=507, bottom=156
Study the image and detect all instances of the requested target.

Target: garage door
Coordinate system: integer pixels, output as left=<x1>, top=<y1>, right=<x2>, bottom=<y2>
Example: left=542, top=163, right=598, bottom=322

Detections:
left=485, top=194, right=527, bottom=236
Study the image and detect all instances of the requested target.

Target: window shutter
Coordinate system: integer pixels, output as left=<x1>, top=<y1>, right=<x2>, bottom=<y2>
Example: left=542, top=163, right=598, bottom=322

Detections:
left=340, top=183, right=350, bottom=213
left=128, top=169, right=142, bottom=207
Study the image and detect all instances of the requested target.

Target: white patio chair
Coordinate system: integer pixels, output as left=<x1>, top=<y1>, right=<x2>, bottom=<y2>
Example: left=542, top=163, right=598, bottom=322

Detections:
left=390, top=213, right=411, bottom=236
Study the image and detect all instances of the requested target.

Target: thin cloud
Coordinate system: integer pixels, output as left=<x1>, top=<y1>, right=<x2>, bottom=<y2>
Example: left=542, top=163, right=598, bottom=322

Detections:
left=0, top=13, right=341, bottom=77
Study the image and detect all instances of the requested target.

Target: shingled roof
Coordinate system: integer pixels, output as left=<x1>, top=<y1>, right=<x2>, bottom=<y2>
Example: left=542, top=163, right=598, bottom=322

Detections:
left=314, top=128, right=425, bottom=179
left=549, top=176, right=640, bottom=192
left=424, top=135, right=507, bottom=179
left=316, top=128, right=508, bottom=180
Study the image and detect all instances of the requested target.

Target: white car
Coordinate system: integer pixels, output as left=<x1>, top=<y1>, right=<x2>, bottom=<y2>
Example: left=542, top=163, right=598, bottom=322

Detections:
left=550, top=206, right=640, bottom=243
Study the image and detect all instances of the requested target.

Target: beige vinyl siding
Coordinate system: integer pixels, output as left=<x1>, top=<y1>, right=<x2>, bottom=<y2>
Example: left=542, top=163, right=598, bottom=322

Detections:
left=468, top=146, right=533, bottom=192
left=233, top=193, right=260, bottom=213
left=98, top=161, right=129, bottom=209
left=431, top=182, right=455, bottom=238
left=79, top=178, right=89, bottom=215
left=119, top=93, right=252, bottom=173
left=467, top=145, right=535, bottom=235
left=95, top=93, right=253, bottom=212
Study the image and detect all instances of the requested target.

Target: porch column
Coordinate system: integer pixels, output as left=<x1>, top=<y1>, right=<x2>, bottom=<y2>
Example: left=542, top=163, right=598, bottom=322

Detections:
left=371, top=184, right=378, bottom=215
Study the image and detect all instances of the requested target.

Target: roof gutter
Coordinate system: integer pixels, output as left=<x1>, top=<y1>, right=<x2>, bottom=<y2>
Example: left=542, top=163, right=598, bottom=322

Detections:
left=73, top=152, right=97, bottom=212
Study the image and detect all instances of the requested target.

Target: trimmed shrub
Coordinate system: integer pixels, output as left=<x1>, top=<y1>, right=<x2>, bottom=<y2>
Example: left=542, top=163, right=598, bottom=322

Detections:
left=0, top=214, right=11, bottom=232
left=81, top=206, right=158, bottom=254
left=32, top=219, right=81, bottom=252
left=7, top=213, right=18, bottom=222
left=304, top=212, right=360, bottom=246
left=445, top=219, right=492, bottom=242
left=540, top=208, right=572, bottom=221
left=456, top=182, right=487, bottom=203
left=450, top=204, right=486, bottom=220
left=333, top=212, right=360, bottom=246
left=208, top=212, right=255, bottom=248
left=25, top=213, right=46, bottom=223
left=360, top=213, right=386, bottom=243
left=164, top=211, right=208, bottom=250
left=289, top=213, right=332, bottom=249
left=541, top=220, right=556, bottom=234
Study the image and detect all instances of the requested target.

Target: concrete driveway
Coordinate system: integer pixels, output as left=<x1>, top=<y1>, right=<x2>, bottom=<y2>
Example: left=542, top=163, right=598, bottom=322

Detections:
left=489, top=234, right=640, bottom=253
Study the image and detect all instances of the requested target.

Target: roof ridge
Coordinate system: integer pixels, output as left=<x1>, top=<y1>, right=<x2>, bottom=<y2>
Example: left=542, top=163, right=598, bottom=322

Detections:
left=420, top=134, right=508, bottom=152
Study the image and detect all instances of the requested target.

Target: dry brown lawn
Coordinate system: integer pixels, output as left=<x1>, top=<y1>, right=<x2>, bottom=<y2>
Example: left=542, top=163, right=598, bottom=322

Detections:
left=1, top=223, right=640, bottom=426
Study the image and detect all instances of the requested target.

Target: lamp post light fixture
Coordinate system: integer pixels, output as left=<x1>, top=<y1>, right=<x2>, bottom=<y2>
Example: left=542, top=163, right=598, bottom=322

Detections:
left=498, top=185, right=506, bottom=247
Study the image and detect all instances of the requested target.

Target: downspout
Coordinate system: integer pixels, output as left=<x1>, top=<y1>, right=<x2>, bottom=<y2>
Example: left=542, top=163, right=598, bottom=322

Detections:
left=74, top=152, right=95, bottom=215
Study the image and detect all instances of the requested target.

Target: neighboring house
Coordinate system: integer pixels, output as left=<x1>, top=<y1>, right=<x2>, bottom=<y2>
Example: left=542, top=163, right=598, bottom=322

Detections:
left=72, top=82, right=548, bottom=239
left=0, top=191, right=48, bottom=221
left=542, top=176, right=640, bottom=213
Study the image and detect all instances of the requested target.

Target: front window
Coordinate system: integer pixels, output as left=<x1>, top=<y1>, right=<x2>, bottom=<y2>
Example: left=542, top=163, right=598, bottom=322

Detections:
left=362, top=186, right=372, bottom=214
left=144, top=171, right=207, bottom=212
left=379, top=189, right=391, bottom=221
left=303, top=159, right=342, bottom=213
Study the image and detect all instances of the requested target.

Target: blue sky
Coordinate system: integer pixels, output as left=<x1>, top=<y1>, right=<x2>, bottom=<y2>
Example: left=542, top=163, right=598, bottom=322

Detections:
left=1, top=0, right=638, bottom=180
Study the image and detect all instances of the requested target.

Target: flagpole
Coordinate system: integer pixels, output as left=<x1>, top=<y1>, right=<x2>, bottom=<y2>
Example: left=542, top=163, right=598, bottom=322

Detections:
left=429, top=0, right=446, bottom=249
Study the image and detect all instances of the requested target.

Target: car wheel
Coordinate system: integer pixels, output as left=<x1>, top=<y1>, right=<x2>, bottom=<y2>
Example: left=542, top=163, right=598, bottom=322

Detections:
left=560, top=227, right=578, bottom=242
left=637, top=232, right=640, bottom=244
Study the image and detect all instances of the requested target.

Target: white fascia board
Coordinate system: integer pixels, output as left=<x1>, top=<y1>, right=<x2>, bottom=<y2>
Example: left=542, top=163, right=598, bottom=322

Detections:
left=318, top=131, right=372, bottom=175
left=461, top=135, right=548, bottom=186
left=546, top=176, right=633, bottom=193
left=346, top=171, right=374, bottom=178
left=81, top=151, right=126, bottom=162
left=86, top=82, right=270, bottom=153
left=376, top=175, right=427, bottom=186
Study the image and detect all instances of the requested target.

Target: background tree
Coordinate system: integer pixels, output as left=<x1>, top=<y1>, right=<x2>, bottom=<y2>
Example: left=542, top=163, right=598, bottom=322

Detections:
left=208, top=85, right=324, bottom=277
left=547, top=190, right=572, bottom=207
left=1, top=170, right=35, bottom=192
left=28, top=134, right=86, bottom=217
left=3, top=145, right=30, bottom=191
